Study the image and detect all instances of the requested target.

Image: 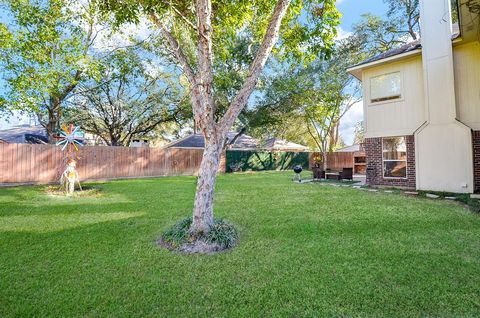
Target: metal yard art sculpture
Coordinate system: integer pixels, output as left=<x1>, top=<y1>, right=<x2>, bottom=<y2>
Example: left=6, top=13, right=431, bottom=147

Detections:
left=56, top=124, right=84, bottom=195
left=56, top=124, right=84, bottom=151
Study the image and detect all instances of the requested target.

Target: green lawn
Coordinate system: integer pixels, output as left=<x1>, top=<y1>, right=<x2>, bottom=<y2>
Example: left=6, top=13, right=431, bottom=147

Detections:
left=1, top=172, right=480, bottom=317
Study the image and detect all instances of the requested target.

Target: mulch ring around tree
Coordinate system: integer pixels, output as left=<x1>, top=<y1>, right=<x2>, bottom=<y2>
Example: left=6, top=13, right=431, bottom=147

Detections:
left=43, top=185, right=104, bottom=198
left=157, top=217, right=238, bottom=254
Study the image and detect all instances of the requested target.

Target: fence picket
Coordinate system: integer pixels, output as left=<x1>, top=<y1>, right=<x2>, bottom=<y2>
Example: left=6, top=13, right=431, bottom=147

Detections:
left=0, top=144, right=205, bottom=184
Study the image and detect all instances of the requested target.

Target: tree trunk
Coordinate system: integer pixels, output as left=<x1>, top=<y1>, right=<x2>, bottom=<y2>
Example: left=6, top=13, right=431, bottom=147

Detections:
left=191, top=135, right=223, bottom=234
left=46, top=102, right=61, bottom=143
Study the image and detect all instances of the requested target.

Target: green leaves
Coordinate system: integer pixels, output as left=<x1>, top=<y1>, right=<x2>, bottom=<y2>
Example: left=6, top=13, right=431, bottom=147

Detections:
left=0, top=0, right=97, bottom=115
left=97, top=0, right=340, bottom=71
left=63, top=47, right=188, bottom=146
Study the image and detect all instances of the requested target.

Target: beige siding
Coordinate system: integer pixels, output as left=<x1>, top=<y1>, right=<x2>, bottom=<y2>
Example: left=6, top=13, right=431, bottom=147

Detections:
left=363, top=57, right=426, bottom=138
left=416, top=121, right=473, bottom=193
left=454, top=41, right=480, bottom=129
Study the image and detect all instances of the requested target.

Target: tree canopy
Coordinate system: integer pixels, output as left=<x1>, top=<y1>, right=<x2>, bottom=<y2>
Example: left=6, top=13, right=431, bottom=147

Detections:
left=65, top=48, right=189, bottom=146
left=0, top=0, right=103, bottom=139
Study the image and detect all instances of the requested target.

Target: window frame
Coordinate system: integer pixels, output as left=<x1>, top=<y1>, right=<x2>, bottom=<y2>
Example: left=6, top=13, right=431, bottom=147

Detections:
left=382, top=136, right=408, bottom=179
left=369, top=71, right=404, bottom=105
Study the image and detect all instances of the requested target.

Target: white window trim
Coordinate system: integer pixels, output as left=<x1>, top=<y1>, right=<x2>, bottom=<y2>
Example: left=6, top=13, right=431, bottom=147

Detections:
left=368, top=71, right=404, bottom=106
left=382, top=136, right=408, bottom=180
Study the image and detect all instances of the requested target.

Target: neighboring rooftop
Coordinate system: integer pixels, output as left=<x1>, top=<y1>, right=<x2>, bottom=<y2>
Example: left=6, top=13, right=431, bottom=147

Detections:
left=166, top=132, right=259, bottom=149
left=0, top=125, right=47, bottom=144
left=336, top=144, right=361, bottom=152
left=262, top=138, right=309, bottom=152
left=166, top=134, right=309, bottom=152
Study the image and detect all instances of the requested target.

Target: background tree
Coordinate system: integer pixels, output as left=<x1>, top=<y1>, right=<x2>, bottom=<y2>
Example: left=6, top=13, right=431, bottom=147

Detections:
left=100, top=0, right=340, bottom=235
left=248, top=38, right=361, bottom=156
left=383, top=0, right=420, bottom=40
left=0, top=0, right=104, bottom=141
left=351, top=0, right=421, bottom=56
left=353, top=121, right=365, bottom=145
left=351, top=14, right=407, bottom=55
left=65, top=49, right=188, bottom=146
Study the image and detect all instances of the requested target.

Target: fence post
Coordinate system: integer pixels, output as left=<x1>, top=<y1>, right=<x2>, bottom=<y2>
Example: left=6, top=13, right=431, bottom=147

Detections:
left=218, top=150, right=226, bottom=174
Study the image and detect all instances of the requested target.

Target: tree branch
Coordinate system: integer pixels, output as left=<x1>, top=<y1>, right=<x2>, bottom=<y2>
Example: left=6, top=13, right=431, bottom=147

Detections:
left=195, top=0, right=216, bottom=133
left=149, top=12, right=204, bottom=128
left=149, top=13, right=196, bottom=85
left=218, top=0, right=291, bottom=135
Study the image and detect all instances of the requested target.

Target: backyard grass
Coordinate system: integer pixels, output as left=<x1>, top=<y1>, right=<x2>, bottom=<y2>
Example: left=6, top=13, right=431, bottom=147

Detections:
left=0, top=172, right=480, bottom=317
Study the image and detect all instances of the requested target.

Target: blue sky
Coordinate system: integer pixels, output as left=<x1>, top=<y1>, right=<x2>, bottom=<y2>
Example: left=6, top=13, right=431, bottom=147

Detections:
left=337, top=0, right=387, bottom=33
left=337, top=0, right=388, bottom=146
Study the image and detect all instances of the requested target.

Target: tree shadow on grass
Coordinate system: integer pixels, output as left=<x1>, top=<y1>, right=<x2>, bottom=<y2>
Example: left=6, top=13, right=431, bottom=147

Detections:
left=0, top=211, right=146, bottom=233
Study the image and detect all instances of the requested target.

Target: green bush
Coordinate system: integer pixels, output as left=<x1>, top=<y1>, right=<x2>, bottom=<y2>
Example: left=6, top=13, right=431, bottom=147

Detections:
left=226, top=150, right=309, bottom=172
left=205, top=219, right=238, bottom=249
left=161, top=217, right=238, bottom=250
left=161, top=217, right=192, bottom=248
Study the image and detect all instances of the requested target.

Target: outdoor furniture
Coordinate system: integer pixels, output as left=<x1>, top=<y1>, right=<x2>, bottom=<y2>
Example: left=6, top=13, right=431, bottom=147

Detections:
left=325, top=171, right=341, bottom=180
left=311, top=166, right=325, bottom=179
left=340, top=168, right=353, bottom=181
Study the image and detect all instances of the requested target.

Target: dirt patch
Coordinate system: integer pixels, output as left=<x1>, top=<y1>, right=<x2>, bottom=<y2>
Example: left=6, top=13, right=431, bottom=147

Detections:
left=44, top=185, right=103, bottom=198
left=156, top=237, right=228, bottom=254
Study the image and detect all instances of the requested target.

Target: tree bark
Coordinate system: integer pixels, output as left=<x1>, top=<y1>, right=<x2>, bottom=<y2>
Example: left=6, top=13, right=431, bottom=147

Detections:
left=191, top=135, right=223, bottom=233
left=46, top=99, right=61, bottom=143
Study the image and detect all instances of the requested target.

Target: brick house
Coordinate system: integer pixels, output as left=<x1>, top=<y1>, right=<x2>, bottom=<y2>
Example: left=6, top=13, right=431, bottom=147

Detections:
left=347, top=0, right=480, bottom=193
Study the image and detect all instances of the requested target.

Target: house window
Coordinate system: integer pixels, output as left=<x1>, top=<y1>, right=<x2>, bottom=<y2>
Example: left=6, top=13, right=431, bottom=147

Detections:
left=370, top=72, right=402, bottom=103
left=382, top=137, right=407, bottom=178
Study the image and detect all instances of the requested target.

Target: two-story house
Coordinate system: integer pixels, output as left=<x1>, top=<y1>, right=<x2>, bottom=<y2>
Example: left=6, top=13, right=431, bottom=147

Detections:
left=348, top=0, right=480, bottom=193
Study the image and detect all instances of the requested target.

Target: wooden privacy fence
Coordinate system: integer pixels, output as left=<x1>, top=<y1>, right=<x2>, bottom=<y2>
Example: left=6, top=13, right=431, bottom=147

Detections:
left=308, top=152, right=355, bottom=171
left=0, top=143, right=357, bottom=185
left=0, top=143, right=206, bottom=184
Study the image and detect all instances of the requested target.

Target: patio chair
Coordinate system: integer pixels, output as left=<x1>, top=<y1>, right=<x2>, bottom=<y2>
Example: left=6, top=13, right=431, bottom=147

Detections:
left=312, top=166, right=325, bottom=179
left=340, top=168, right=353, bottom=181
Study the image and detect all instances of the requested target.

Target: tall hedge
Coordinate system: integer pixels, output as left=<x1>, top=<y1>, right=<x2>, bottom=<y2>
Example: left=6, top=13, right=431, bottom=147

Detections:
left=226, top=151, right=309, bottom=172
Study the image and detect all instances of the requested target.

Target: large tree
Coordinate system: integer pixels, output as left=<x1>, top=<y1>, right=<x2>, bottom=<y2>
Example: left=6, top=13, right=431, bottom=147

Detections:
left=100, top=0, right=340, bottom=234
left=303, top=39, right=362, bottom=155
left=248, top=38, right=362, bottom=156
left=0, top=0, right=104, bottom=141
left=65, top=49, right=188, bottom=146
left=384, top=0, right=420, bottom=40
left=353, top=121, right=365, bottom=145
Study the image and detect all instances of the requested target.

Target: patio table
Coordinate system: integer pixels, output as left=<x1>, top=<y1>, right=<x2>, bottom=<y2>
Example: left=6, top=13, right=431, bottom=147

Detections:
left=325, top=172, right=341, bottom=180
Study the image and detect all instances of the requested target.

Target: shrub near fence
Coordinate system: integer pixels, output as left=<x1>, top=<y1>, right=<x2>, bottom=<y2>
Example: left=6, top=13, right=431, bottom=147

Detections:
left=0, top=143, right=205, bottom=185
left=225, top=150, right=309, bottom=172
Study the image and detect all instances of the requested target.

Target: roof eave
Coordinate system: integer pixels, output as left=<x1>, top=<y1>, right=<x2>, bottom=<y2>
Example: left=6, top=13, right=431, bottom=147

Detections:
left=347, top=48, right=422, bottom=79
left=347, top=35, right=464, bottom=80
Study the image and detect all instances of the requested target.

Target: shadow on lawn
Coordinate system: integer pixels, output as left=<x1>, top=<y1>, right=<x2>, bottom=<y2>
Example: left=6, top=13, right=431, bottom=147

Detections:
left=0, top=176, right=198, bottom=235
left=0, top=212, right=145, bottom=233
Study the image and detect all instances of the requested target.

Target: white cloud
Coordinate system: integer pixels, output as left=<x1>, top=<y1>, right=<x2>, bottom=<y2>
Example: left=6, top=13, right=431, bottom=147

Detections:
left=141, top=59, right=165, bottom=78
left=339, top=100, right=363, bottom=145
left=335, top=26, right=352, bottom=41
left=92, top=17, right=154, bottom=52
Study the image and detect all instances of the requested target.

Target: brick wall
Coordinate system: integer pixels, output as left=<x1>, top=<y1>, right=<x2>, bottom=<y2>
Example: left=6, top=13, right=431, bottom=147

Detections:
left=472, top=131, right=480, bottom=192
left=365, top=135, right=416, bottom=189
